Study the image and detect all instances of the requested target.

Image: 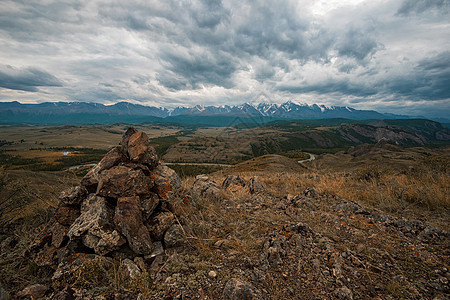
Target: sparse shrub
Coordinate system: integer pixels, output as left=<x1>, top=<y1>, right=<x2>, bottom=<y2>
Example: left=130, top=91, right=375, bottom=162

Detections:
left=71, top=257, right=110, bottom=289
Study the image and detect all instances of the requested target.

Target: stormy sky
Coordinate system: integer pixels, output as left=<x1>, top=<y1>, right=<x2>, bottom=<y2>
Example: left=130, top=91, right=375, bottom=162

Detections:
left=0, top=0, right=449, bottom=118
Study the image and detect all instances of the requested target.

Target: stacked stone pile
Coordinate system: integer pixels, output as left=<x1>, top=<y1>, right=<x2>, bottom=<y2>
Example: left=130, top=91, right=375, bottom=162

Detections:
left=28, top=128, right=182, bottom=269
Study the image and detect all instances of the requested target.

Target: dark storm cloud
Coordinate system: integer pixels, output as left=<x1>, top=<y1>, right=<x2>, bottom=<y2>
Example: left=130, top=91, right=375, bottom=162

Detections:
left=280, top=51, right=450, bottom=102
left=336, top=27, right=381, bottom=61
left=0, top=1, right=85, bottom=41
left=190, top=0, right=230, bottom=29
left=368, top=51, right=450, bottom=101
left=0, top=65, right=62, bottom=92
left=227, top=1, right=333, bottom=61
left=0, top=0, right=449, bottom=118
left=278, top=79, right=378, bottom=97
left=157, top=46, right=239, bottom=90
left=397, top=0, right=450, bottom=15
left=399, top=51, right=450, bottom=100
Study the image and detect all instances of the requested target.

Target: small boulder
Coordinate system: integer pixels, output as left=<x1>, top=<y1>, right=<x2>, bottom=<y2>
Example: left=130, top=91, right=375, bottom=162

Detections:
left=120, top=258, right=142, bottom=280
left=127, top=131, right=158, bottom=167
left=193, top=175, right=220, bottom=198
left=81, top=147, right=127, bottom=193
left=222, top=175, right=247, bottom=190
left=147, top=212, right=176, bottom=241
left=145, top=241, right=164, bottom=260
left=68, top=195, right=126, bottom=255
left=151, top=164, right=181, bottom=199
left=303, top=187, right=317, bottom=197
left=96, top=166, right=153, bottom=199
left=262, top=232, right=287, bottom=268
left=223, top=278, right=258, bottom=300
left=59, top=185, right=87, bottom=206
left=333, top=287, right=353, bottom=299
left=164, top=224, right=185, bottom=248
left=114, top=196, right=153, bottom=255
left=247, top=176, right=265, bottom=194
left=17, top=284, right=49, bottom=299
left=149, top=253, right=165, bottom=278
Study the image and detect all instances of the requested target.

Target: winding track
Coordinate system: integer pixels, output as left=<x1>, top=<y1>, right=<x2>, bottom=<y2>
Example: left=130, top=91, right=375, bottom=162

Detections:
left=297, top=153, right=316, bottom=164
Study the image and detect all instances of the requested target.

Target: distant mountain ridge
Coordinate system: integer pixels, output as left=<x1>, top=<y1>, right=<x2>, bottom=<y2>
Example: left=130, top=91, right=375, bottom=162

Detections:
left=0, top=100, right=423, bottom=125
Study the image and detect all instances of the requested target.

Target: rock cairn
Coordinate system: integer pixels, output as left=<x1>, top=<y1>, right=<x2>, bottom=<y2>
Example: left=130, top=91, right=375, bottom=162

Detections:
left=28, top=128, right=182, bottom=269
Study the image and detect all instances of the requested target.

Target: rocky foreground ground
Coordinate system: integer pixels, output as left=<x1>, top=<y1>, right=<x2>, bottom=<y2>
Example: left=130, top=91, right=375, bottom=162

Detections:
left=0, top=129, right=448, bottom=299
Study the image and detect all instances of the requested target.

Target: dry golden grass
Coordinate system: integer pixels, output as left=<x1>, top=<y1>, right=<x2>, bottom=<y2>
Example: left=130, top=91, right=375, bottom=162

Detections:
left=0, top=169, right=78, bottom=226
left=235, top=162, right=449, bottom=230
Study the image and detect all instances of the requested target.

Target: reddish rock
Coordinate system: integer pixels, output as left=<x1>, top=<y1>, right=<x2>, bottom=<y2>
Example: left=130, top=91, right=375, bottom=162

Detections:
left=147, top=211, right=176, bottom=241
left=68, top=195, right=126, bottom=255
left=114, top=196, right=153, bottom=255
left=81, top=147, right=127, bottom=192
left=127, top=131, right=158, bottom=167
left=121, top=127, right=138, bottom=155
left=151, top=164, right=181, bottom=199
left=96, top=166, right=153, bottom=199
left=54, top=205, right=80, bottom=226
left=59, top=185, right=87, bottom=206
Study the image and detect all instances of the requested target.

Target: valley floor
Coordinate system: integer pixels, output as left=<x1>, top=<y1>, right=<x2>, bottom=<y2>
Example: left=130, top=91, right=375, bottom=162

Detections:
left=0, top=141, right=448, bottom=299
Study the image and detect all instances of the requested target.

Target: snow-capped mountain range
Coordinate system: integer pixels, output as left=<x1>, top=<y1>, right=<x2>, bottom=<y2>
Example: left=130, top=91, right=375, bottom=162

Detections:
left=171, top=101, right=380, bottom=119
left=0, top=100, right=412, bottom=125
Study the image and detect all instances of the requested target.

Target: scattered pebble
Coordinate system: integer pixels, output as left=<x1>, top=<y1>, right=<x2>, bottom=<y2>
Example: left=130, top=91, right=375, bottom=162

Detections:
left=208, top=270, right=217, bottom=278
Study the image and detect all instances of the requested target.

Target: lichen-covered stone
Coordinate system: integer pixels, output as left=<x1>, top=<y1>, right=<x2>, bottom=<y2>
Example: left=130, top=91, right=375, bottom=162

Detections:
left=96, top=166, right=153, bottom=199
left=164, top=224, right=185, bottom=248
left=114, top=196, right=153, bottom=255
left=81, top=147, right=127, bottom=192
left=147, top=211, right=176, bottom=241
left=222, top=175, right=247, bottom=190
left=68, top=195, right=126, bottom=255
left=51, top=222, right=69, bottom=248
left=193, top=175, right=221, bottom=198
left=120, top=258, right=142, bottom=280
left=59, top=185, right=87, bottom=206
left=151, top=164, right=181, bottom=199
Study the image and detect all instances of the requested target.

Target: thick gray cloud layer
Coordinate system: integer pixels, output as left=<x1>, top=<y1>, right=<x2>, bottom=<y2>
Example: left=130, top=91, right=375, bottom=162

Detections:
left=0, top=0, right=449, bottom=118
left=0, top=65, right=62, bottom=92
